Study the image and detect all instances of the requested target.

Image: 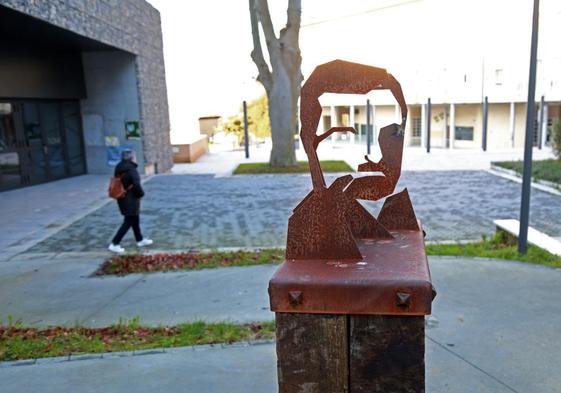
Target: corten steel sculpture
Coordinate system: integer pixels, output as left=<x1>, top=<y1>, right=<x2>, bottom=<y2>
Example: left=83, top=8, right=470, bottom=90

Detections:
left=270, top=60, right=435, bottom=393
left=286, top=59, right=419, bottom=261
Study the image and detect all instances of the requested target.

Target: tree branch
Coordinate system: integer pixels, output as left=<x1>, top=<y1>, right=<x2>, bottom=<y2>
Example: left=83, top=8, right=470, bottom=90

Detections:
left=255, top=0, right=278, bottom=51
left=285, top=0, right=301, bottom=35
left=249, top=0, right=272, bottom=90
left=279, top=0, right=302, bottom=86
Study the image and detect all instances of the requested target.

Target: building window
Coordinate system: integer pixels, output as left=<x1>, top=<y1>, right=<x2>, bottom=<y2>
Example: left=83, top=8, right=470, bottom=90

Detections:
left=411, top=118, right=421, bottom=138
left=533, top=119, right=539, bottom=146
left=495, top=69, right=503, bottom=85
left=455, top=126, right=474, bottom=141
left=409, top=117, right=422, bottom=146
left=533, top=117, right=554, bottom=146
left=341, top=113, right=350, bottom=127
left=354, top=123, right=373, bottom=144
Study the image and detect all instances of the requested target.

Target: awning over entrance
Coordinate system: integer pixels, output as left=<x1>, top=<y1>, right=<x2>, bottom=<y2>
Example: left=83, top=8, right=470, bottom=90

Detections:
left=0, top=5, right=118, bottom=100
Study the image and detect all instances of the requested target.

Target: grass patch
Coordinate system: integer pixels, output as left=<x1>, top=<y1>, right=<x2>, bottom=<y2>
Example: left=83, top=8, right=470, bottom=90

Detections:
left=234, top=160, right=353, bottom=174
left=493, top=159, right=561, bottom=186
left=99, top=232, right=561, bottom=276
left=426, top=232, right=561, bottom=268
left=0, top=318, right=275, bottom=361
left=96, top=249, right=285, bottom=275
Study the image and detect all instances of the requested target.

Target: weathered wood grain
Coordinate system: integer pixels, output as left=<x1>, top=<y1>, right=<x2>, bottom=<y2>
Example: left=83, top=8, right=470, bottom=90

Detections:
left=275, top=313, right=349, bottom=393
left=349, top=315, right=425, bottom=393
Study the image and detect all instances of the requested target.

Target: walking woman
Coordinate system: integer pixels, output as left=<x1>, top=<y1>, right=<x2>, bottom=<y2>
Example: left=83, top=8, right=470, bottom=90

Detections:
left=108, top=149, right=153, bottom=253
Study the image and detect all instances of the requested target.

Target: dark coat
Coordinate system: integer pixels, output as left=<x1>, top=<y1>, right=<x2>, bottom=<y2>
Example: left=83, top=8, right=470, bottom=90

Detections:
left=114, top=159, right=144, bottom=216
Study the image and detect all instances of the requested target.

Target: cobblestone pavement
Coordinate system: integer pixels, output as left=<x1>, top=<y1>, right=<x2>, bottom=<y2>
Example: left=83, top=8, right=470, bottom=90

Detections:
left=27, top=170, right=561, bottom=253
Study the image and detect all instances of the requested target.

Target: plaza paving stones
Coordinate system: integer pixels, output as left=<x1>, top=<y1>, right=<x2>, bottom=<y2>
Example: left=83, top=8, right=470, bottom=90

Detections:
left=26, top=171, right=561, bottom=253
left=1, top=256, right=561, bottom=392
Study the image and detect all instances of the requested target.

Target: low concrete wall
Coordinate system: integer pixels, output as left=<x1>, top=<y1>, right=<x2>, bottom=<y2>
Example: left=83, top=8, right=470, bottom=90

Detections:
left=173, top=136, right=208, bottom=163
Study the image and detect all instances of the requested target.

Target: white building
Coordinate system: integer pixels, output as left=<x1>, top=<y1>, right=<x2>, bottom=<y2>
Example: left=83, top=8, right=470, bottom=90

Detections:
left=300, top=0, right=561, bottom=150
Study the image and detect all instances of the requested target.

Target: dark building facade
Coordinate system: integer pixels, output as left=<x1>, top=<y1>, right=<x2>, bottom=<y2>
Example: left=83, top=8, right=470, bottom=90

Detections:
left=0, top=0, right=172, bottom=191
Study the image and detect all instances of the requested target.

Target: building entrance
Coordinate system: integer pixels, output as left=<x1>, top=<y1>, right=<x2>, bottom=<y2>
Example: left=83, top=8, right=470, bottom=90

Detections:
left=0, top=100, right=86, bottom=191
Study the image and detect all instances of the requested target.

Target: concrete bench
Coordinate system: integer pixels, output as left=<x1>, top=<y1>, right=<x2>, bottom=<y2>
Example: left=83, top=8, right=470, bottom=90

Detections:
left=494, top=219, right=561, bottom=256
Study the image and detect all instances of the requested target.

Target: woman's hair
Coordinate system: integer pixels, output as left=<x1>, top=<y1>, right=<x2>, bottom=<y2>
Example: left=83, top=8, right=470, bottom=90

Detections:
left=121, top=149, right=136, bottom=161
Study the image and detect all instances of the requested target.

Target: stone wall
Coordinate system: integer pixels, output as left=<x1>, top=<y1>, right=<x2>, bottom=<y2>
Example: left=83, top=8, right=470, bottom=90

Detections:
left=0, top=0, right=173, bottom=173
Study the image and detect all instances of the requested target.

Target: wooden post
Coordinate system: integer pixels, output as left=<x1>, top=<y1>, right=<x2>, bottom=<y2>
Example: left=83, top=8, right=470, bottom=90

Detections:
left=349, top=315, right=425, bottom=392
left=275, top=314, right=425, bottom=393
left=276, top=313, right=348, bottom=391
left=270, top=229, right=434, bottom=393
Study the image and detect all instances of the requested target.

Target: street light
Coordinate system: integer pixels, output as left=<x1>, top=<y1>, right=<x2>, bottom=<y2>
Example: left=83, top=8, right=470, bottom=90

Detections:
left=518, top=0, right=540, bottom=254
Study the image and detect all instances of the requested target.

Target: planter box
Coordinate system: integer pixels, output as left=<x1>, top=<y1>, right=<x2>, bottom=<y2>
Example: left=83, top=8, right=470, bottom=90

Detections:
left=173, top=136, right=208, bottom=163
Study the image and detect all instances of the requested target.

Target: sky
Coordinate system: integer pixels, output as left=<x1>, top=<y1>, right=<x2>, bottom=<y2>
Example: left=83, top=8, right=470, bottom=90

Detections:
left=146, top=0, right=560, bottom=143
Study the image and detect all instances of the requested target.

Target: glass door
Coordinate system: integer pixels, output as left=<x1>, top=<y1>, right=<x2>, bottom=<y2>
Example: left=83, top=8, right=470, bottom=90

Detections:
left=61, top=101, right=86, bottom=175
left=0, top=102, right=24, bottom=190
left=39, top=102, right=68, bottom=179
left=0, top=100, right=86, bottom=191
left=20, top=102, right=49, bottom=184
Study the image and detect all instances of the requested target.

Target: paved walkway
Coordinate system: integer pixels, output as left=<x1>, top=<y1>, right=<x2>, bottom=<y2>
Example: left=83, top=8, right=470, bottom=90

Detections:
left=1, top=256, right=560, bottom=392
left=0, top=145, right=556, bottom=258
left=21, top=170, right=561, bottom=253
left=0, top=175, right=110, bottom=260
left=172, top=143, right=555, bottom=175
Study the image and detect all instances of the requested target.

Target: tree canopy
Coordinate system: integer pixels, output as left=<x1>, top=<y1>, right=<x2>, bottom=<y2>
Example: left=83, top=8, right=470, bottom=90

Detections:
left=223, top=95, right=271, bottom=143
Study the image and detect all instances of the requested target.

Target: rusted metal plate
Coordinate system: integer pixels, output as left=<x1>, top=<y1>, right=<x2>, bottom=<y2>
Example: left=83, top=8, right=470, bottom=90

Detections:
left=271, top=224, right=434, bottom=316
left=286, top=59, right=419, bottom=260
left=378, top=188, right=420, bottom=231
left=300, top=60, right=407, bottom=192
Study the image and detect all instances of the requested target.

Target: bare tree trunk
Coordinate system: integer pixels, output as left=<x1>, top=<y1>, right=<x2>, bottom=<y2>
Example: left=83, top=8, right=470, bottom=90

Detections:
left=269, top=67, right=298, bottom=166
left=249, top=0, right=302, bottom=167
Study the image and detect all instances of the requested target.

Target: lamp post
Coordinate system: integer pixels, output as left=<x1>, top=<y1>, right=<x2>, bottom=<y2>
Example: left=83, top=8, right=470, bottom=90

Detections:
left=243, top=100, right=249, bottom=159
left=366, top=99, right=371, bottom=155
left=519, top=0, right=540, bottom=254
left=426, top=98, right=431, bottom=153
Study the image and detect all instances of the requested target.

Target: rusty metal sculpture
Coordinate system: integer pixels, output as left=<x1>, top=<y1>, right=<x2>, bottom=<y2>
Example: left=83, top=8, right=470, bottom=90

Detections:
left=270, top=60, right=435, bottom=392
left=286, top=59, right=419, bottom=261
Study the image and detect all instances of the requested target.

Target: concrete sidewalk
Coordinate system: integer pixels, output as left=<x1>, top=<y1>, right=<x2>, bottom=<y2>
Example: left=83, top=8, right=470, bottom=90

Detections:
left=0, top=340, right=519, bottom=393
left=1, top=256, right=560, bottom=392
left=0, top=175, right=110, bottom=260
left=0, top=253, right=273, bottom=327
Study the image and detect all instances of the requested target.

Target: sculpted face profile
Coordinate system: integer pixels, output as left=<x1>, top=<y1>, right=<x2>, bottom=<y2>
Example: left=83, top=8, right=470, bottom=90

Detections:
left=286, top=60, right=420, bottom=261
left=270, top=61, right=436, bottom=393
